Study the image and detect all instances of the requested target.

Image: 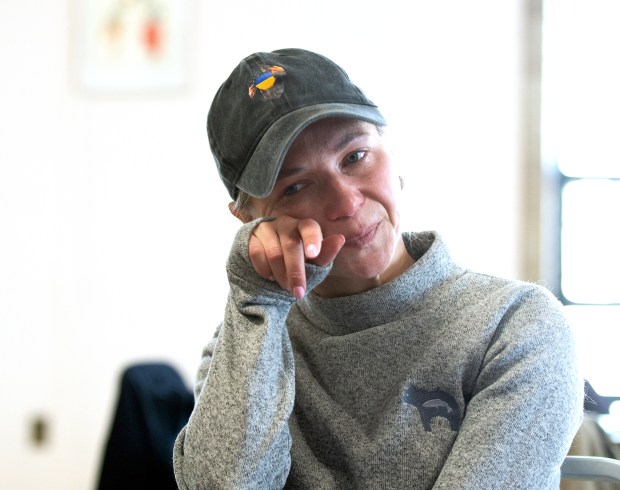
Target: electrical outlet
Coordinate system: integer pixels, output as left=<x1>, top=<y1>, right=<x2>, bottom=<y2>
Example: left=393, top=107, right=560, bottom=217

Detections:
left=30, top=415, right=49, bottom=447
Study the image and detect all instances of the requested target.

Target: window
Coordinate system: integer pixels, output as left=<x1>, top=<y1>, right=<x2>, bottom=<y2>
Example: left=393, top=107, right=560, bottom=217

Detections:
left=542, top=0, right=620, bottom=396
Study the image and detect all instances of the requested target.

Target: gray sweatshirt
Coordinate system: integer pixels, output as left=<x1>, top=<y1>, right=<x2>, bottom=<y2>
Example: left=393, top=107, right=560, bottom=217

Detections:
left=173, top=222, right=583, bottom=489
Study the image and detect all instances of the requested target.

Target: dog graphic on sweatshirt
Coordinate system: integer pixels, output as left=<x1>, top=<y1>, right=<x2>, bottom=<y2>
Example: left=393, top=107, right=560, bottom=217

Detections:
left=402, top=384, right=461, bottom=432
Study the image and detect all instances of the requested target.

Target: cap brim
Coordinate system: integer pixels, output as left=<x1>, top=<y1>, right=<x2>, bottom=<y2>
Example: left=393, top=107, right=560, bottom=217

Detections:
left=236, top=103, right=386, bottom=199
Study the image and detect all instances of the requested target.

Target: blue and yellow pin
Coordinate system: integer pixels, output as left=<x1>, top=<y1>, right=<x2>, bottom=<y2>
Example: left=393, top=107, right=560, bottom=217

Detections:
left=248, top=65, right=286, bottom=99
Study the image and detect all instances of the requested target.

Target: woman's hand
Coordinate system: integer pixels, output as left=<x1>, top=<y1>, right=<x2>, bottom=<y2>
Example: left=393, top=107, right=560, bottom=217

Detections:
left=248, top=216, right=345, bottom=299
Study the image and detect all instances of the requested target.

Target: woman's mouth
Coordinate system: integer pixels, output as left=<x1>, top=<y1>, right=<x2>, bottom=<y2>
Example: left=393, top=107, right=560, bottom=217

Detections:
left=344, top=222, right=380, bottom=248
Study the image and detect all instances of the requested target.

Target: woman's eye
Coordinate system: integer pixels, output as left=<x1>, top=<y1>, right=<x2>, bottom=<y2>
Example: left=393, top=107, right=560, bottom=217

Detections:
left=283, top=183, right=303, bottom=196
left=346, top=150, right=366, bottom=164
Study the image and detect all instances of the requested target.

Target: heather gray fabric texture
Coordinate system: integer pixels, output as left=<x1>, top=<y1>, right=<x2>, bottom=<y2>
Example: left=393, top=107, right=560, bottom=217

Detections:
left=173, top=221, right=583, bottom=489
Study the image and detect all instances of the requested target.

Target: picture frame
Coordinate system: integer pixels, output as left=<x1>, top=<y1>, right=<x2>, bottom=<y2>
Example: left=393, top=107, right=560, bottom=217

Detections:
left=73, top=0, right=191, bottom=94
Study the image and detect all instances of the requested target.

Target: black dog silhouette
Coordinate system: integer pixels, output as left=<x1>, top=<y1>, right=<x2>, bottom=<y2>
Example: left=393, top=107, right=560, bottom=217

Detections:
left=402, top=384, right=461, bottom=432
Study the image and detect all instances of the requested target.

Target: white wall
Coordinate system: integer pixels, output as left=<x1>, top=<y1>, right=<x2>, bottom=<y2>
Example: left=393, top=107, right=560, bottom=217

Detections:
left=0, top=1, right=525, bottom=488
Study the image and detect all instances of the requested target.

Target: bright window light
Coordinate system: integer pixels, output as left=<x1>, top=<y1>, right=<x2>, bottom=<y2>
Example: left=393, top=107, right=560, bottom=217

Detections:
left=543, top=0, right=620, bottom=396
left=561, top=180, right=620, bottom=304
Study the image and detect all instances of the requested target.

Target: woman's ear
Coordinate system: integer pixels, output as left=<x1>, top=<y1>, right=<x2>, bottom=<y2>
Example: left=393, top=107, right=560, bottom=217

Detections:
left=228, top=202, right=254, bottom=224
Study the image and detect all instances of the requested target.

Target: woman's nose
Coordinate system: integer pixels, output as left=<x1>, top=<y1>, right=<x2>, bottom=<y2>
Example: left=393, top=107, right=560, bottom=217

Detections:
left=324, top=177, right=364, bottom=221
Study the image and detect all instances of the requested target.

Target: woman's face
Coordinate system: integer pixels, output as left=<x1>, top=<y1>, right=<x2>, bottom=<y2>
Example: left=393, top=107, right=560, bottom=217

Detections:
left=247, top=118, right=409, bottom=295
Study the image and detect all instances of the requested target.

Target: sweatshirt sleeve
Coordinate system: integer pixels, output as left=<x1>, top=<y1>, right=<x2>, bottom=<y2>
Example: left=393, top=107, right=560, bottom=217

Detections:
left=433, top=285, right=584, bottom=490
left=173, top=219, right=330, bottom=490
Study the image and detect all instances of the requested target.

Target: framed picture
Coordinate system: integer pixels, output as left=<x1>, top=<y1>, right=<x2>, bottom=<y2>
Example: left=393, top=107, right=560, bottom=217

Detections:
left=73, top=0, right=191, bottom=93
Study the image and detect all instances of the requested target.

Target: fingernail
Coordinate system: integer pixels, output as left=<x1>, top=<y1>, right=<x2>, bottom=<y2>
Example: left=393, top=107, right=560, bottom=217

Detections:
left=293, top=286, right=305, bottom=300
left=306, top=244, right=318, bottom=257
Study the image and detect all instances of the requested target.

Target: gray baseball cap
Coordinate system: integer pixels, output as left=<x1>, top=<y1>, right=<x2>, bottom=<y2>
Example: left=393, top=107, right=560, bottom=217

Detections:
left=207, top=48, right=386, bottom=199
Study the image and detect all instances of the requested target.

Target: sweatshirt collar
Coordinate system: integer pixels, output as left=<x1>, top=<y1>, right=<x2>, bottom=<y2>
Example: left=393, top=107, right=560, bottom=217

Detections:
left=295, top=231, right=463, bottom=335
